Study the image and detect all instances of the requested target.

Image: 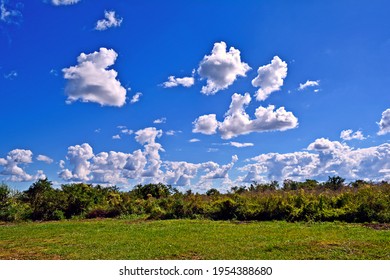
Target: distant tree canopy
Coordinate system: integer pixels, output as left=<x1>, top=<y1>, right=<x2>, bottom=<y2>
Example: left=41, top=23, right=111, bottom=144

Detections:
left=0, top=176, right=389, bottom=223
left=130, top=183, right=174, bottom=199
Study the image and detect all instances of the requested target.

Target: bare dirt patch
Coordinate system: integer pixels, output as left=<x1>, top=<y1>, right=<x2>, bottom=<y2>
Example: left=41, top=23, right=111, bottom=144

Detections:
left=164, top=251, right=204, bottom=260
left=363, top=223, right=390, bottom=230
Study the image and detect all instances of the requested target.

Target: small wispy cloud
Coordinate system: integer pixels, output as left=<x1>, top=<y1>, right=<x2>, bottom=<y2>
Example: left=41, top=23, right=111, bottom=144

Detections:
left=49, top=69, right=58, bottom=76
left=130, top=92, right=142, bottom=104
left=51, top=0, right=81, bottom=6
left=3, top=70, right=17, bottom=80
left=112, top=134, right=121, bottom=140
left=189, top=138, right=200, bottom=143
left=36, top=155, right=54, bottom=164
left=1, top=0, right=23, bottom=25
left=298, top=80, right=320, bottom=91
left=95, top=10, right=123, bottom=31
left=229, top=142, right=254, bottom=148
left=120, top=128, right=133, bottom=135
left=153, top=117, right=167, bottom=124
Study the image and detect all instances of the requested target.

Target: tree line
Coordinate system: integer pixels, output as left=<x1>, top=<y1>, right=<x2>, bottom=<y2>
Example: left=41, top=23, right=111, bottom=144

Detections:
left=0, top=176, right=389, bottom=223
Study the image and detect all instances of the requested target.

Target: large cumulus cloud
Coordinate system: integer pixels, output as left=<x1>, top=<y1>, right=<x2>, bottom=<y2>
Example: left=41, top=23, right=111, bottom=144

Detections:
left=193, top=93, right=298, bottom=139
left=198, top=41, right=250, bottom=94
left=239, top=138, right=390, bottom=183
left=58, top=127, right=238, bottom=188
left=378, top=108, right=390, bottom=135
left=252, top=56, right=287, bottom=101
left=0, top=149, right=45, bottom=182
left=62, top=48, right=127, bottom=107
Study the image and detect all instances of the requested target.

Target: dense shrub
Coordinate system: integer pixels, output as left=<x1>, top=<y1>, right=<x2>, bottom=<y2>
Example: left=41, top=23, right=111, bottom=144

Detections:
left=130, top=183, right=174, bottom=199
left=86, top=206, right=122, bottom=219
left=23, top=179, right=65, bottom=221
left=210, top=198, right=239, bottom=220
left=1, top=178, right=389, bottom=223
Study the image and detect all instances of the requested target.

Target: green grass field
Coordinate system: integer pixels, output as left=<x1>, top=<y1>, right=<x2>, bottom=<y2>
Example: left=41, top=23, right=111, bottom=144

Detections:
left=0, top=219, right=389, bottom=260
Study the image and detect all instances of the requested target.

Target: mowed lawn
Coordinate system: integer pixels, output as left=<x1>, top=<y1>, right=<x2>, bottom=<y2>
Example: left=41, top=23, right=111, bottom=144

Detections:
left=0, top=219, right=389, bottom=260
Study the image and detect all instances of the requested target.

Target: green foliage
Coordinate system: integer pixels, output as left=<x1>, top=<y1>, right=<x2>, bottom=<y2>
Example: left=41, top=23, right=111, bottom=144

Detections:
left=85, top=206, right=121, bottom=219
left=23, top=178, right=64, bottom=221
left=324, top=176, right=346, bottom=190
left=248, top=181, right=279, bottom=192
left=61, top=183, right=95, bottom=218
left=211, top=198, right=239, bottom=220
left=130, top=183, right=173, bottom=199
left=52, top=210, right=65, bottom=220
left=206, top=188, right=220, bottom=196
left=0, top=183, right=11, bottom=204
left=230, top=186, right=247, bottom=194
left=283, top=179, right=319, bottom=190
left=0, top=183, right=15, bottom=221
left=0, top=178, right=389, bottom=223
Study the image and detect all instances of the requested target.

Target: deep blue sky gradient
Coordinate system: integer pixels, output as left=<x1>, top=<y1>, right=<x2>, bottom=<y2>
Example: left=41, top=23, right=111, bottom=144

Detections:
left=1, top=0, right=390, bottom=190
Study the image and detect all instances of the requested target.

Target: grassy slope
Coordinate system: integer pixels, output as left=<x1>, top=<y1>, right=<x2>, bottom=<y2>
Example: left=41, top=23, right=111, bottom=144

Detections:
left=0, top=219, right=389, bottom=260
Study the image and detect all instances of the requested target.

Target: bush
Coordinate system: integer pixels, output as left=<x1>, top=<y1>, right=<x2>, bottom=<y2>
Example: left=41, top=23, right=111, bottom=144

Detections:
left=86, top=206, right=122, bottom=219
left=1, top=179, right=389, bottom=223
left=52, top=210, right=65, bottom=221
left=130, top=183, right=173, bottom=199
left=210, top=198, right=239, bottom=220
left=148, top=206, right=166, bottom=220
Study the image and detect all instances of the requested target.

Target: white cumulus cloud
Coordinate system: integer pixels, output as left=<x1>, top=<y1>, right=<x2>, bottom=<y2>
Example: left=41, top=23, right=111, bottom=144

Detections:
left=36, top=155, right=54, bottom=164
left=192, top=114, right=219, bottom=135
left=162, top=75, right=194, bottom=88
left=164, top=155, right=238, bottom=187
left=0, top=149, right=44, bottom=182
left=201, top=155, right=238, bottom=180
left=135, top=127, right=163, bottom=145
left=193, top=93, right=298, bottom=139
left=378, top=108, right=390, bottom=135
left=163, top=161, right=200, bottom=186
left=95, top=10, right=123, bottom=31
left=240, top=138, right=390, bottom=183
left=198, top=41, right=250, bottom=95
left=58, top=126, right=241, bottom=187
left=252, top=56, right=287, bottom=101
left=62, top=48, right=127, bottom=107
left=340, top=129, right=366, bottom=141
left=59, top=143, right=94, bottom=181
left=307, top=137, right=349, bottom=151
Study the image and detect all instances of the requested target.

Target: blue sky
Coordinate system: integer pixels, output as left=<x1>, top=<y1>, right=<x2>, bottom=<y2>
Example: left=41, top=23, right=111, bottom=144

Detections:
left=1, top=0, right=390, bottom=192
